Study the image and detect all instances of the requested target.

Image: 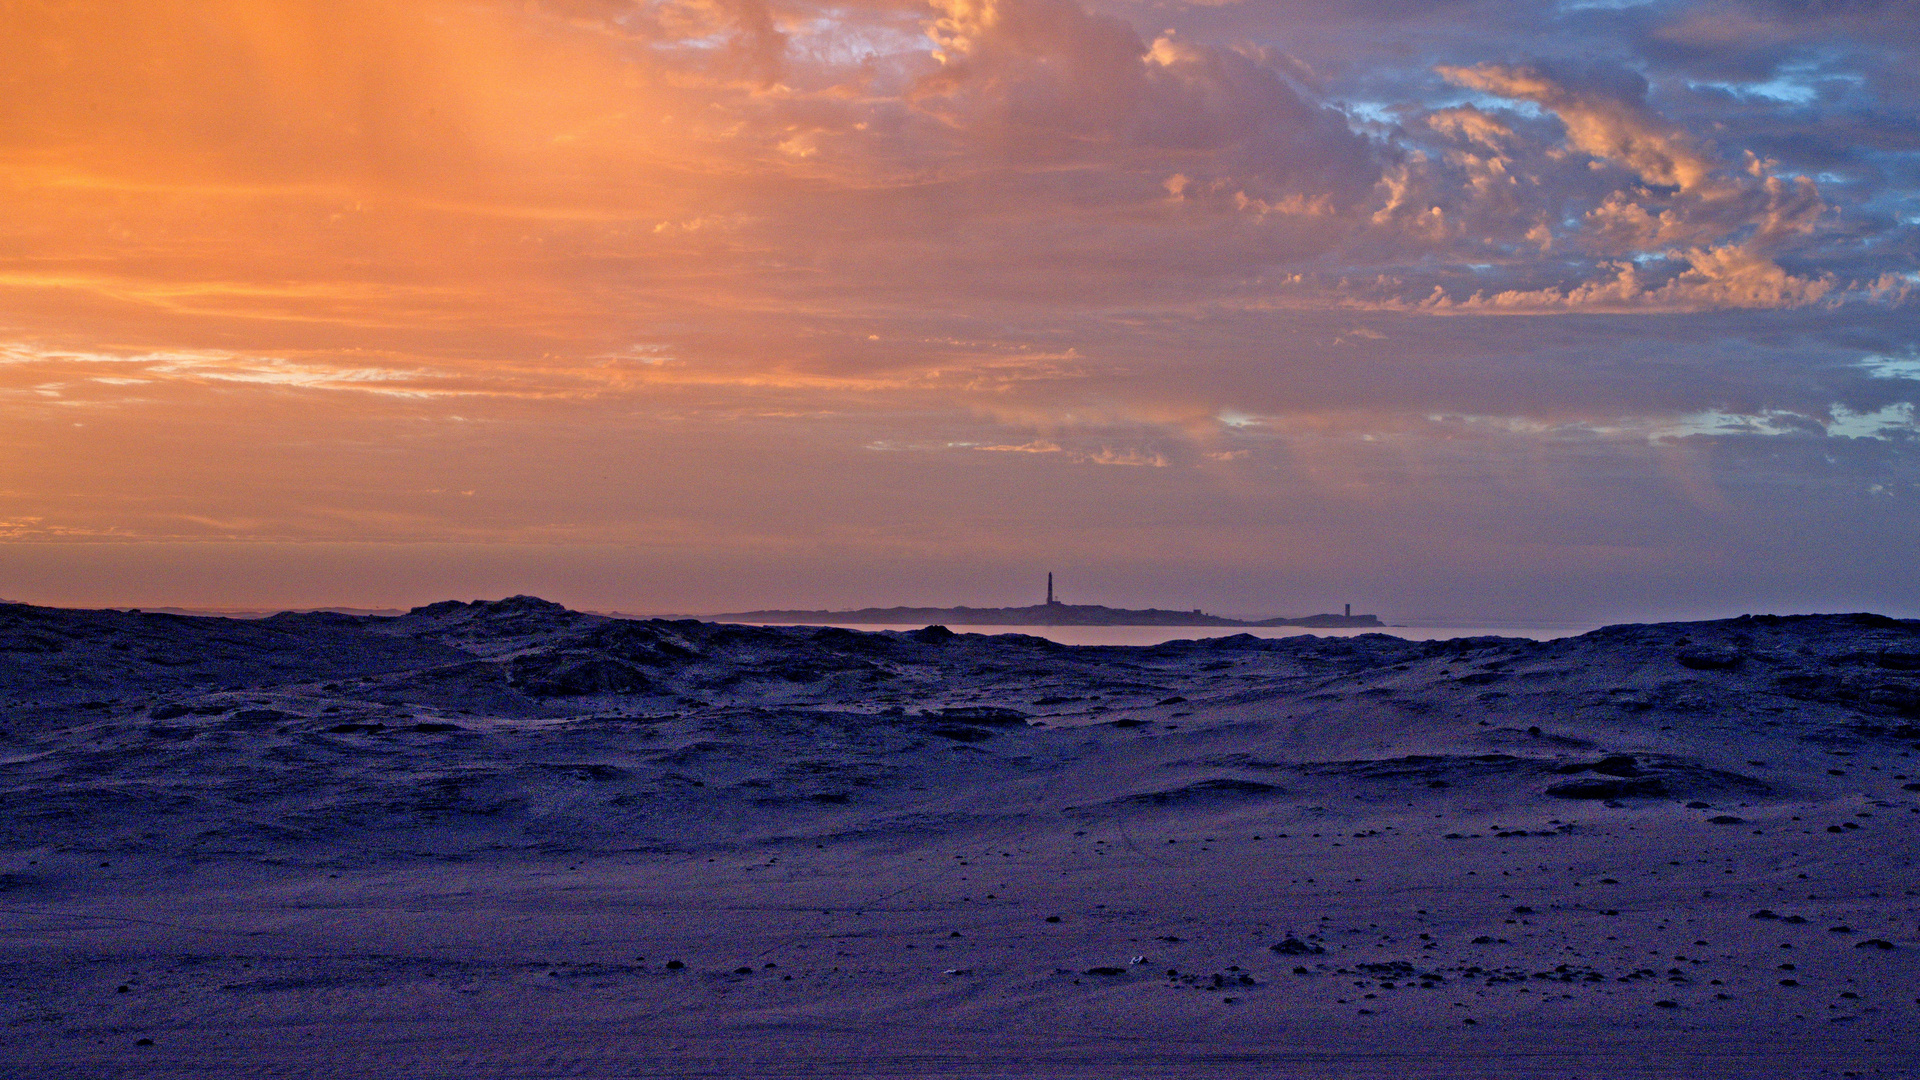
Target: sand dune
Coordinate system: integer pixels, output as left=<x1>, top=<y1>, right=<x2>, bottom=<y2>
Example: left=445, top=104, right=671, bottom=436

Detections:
left=1, top=598, right=1916, bottom=1077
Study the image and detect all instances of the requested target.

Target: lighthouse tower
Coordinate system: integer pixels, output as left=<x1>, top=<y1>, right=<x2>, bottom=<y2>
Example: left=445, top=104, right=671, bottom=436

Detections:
left=1046, top=573, right=1061, bottom=606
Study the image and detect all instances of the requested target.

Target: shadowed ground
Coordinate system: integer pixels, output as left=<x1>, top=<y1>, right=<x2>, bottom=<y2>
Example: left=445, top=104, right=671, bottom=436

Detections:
left=1, top=599, right=1916, bottom=1078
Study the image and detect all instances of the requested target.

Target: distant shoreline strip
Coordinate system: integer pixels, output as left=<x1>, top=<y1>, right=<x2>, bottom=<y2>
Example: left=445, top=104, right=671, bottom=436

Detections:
left=707, top=604, right=1382, bottom=629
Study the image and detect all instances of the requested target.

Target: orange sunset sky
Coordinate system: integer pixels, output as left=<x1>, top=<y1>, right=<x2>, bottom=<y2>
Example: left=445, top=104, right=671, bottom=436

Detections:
left=3, top=0, right=1916, bottom=621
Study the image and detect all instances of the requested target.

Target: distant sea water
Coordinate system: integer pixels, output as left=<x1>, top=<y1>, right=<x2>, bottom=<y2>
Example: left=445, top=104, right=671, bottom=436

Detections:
left=732, top=622, right=1604, bottom=647
left=103, top=607, right=1600, bottom=644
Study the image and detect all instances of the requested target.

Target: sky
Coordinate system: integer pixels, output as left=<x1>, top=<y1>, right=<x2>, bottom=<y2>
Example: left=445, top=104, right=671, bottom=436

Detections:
left=1, top=0, right=1916, bottom=623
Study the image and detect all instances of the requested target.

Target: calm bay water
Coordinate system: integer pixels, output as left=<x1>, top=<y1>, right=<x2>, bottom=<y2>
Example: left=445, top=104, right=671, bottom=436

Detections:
left=735, top=622, right=1603, bottom=646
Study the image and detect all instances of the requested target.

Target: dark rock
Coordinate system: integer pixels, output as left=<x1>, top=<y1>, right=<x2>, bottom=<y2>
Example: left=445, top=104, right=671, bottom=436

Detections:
left=1117, top=778, right=1284, bottom=806
left=411, top=722, right=462, bottom=733
left=1270, top=937, right=1324, bottom=956
left=927, top=725, right=995, bottom=742
left=808, top=626, right=869, bottom=648
left=509, top=655, right=655, bottom=697
left=911, top=625, right=955, bottom=644
left=1677, top=646, right=1741, bottom=671
left=1708, top=815, right=1745, bottom=824
left=771, top=664, right=825, bottom=684
left=149, top=704, right=190, bottom=720
left=1546, top=777, right=1666, bottom=799
left=417, top=660, right=508, bottom=683
left=482, top=595, right=569, bottom=616
left=1855, top=939, right=1896, bottom=951
left=937, top=706, right=1030, bottom=725
left=1358, top=961, right=1415, bottom=976
left=1083, top=967, right=1128, bottom=976
left=1750, top=910, right=1779, bottom=920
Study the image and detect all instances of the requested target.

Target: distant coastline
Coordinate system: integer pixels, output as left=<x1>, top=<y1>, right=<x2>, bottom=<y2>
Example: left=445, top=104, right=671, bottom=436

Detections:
left=709, top=602, right=1382, bottom=628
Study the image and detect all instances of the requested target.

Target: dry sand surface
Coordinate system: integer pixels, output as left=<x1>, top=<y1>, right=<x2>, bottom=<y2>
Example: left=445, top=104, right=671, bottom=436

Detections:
left=1, top=596, right=1916, bottom=1078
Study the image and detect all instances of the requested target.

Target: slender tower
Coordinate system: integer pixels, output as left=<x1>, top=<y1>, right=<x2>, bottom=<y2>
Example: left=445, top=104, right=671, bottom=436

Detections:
left=1047, top=573, right=1055, bottom=605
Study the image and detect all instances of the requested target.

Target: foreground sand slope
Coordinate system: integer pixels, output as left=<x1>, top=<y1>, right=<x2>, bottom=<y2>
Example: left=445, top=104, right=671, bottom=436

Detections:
left=1, top=598, right=1916, bottom=1078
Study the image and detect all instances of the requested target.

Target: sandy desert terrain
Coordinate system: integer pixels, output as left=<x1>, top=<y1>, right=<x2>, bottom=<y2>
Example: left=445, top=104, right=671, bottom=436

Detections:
left=1, top=597, right=1916, bottom=1078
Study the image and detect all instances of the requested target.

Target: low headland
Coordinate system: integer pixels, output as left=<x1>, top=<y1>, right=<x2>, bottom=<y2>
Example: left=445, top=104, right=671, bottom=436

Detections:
left=711, top=601, right=1382, bottom=628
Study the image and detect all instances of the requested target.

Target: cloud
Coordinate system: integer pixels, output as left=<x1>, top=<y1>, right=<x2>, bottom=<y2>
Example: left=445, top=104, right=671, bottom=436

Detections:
left=1437, top=63, right=1716, bottom=192
left=975, top=439, right=1065, bottom=452
left=0, top=0, right=1915, bottom=617
left=910, top=0, right=1379, bottom=206
left=1088, top=447, right=1172, bottom=467
left=1426, top=106, right=1514, bottom=150
left=1409, top=62, right=1839, bottom=310
left=1426, top=244, right=1833, bottom=312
